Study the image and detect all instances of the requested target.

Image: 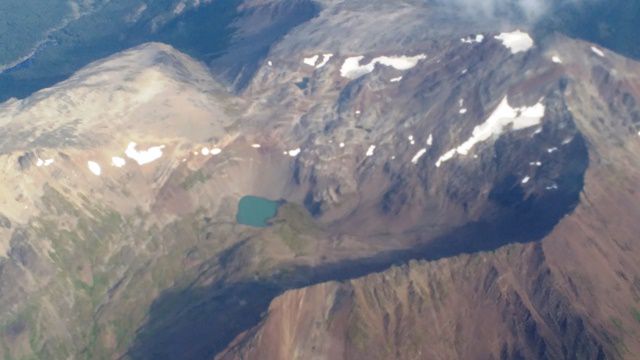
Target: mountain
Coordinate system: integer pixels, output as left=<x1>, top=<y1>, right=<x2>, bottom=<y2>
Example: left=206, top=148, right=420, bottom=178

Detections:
left=0, top=0, right=639, bottom=359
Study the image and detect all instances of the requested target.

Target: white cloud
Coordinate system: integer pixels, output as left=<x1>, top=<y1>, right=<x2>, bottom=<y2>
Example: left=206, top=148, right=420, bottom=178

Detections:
left=443, top=0, right=551, bottom=21
left=439, top=0, right=599, bottom=23
left=494, top=30, right=534, bottom=54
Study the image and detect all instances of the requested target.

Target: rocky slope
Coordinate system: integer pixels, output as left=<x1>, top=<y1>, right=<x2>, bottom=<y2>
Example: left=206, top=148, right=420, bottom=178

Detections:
left=0, top=0, right=639, bottom=359
left=216, top=18, right=640, bottom=358
left=218, top=128, right=640, bottom=359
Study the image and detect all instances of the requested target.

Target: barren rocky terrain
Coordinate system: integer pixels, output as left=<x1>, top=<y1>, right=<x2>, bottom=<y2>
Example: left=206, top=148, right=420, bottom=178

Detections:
left=0, top=1, right=639, bottom=359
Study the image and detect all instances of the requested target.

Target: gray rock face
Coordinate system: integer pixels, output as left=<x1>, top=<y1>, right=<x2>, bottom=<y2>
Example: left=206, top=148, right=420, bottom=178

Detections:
left=0, top=214, right=10, bottom=229
left=17, top=152, right=34, bottom=171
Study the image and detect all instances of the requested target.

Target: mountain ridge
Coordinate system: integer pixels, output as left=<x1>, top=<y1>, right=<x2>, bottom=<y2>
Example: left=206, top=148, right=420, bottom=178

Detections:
left=0, top=1, right=639, bottom=359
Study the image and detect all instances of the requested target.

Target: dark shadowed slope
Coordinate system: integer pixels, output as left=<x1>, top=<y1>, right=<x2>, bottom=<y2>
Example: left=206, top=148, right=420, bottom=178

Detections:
left=0, top=0, right=318, bottom=102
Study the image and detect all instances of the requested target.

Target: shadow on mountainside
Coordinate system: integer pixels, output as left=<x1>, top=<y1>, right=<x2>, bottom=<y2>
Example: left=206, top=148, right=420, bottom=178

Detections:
left=535, top=0, right=640, bottom=61
left=0, top=0, right=319, bottom=102
left=127, top=136, right=589, bottom=360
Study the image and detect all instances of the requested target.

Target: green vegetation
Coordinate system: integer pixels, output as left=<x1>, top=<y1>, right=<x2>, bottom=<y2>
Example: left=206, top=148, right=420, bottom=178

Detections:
left=271, top=203, right=320, bottom=255
left=181, top=169, right=210, bottom=190
left=276, top=223, right=307, bottom=254
left=2, top=186, right=141, bottom=358
left=0, top=184, right=239, bottom=359
left=41, top=184, right=80, bottom=216
left=632, top=308, right=640, bottom=324
left=0, top=301, right=46, bottom=360
left=24, top=190, right=126, bottom=358
left=610, top=317, right=624, bottom=332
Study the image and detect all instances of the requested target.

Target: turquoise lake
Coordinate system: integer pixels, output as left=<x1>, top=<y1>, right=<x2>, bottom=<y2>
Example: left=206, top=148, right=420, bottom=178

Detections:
left=236, top=196, right=281, bottom=227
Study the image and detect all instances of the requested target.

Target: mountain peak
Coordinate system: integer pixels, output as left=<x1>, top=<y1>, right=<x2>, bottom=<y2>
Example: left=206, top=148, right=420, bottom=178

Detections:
left=1, top=1, right=640, bottom=359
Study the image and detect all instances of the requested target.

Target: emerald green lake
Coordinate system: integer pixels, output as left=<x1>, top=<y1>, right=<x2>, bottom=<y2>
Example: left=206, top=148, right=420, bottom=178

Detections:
left=236, top=196, right=281, bottom=227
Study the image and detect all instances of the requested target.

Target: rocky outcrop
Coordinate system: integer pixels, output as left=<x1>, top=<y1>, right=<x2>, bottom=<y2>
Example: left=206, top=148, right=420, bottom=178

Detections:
left=215, top=33, right=640, bottom=358
left=218, top=144, right=640, bottom=358
left=217, top=245, right=611, bottom=360
left=0, top=1, right=639, bottom=359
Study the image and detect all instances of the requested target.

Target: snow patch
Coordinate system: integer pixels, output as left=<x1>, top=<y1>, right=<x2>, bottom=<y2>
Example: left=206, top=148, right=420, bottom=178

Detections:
left=521, top=176, right=530, bottom=184
left=435, top=96, right=545, bottom=167
left=494, top=30, right=534, bottom=54
left=366, top=145, right=376, bottom=157
left=390, top=76, right=403, bottom=82
left=288, top=148, right=301, bottom=157
left=435, top=149, right=456, bottom=168
left=251, top=144, right=261, bottom=149
left=461, top=34, right=484, bottom=44
left=125, top=142, right=165, bottom=165
left=340, top=57, right=368, bottom=78
left=111, top=157, right=126, bottom=168
left=459, top=108, right=467, bottom=114
left=552, top=56, right=563, bottom=64
left=210, top=148, right=222, bottom=155
left=316, top=53, right=333, bottom=68
left=303, top=55, right=319, bottom=67
left=340, top=54, right=426, bottom=79
left=339, top=142, right=345, bottom=148
left=377, top=55, right=427, bottom=70
left=88, top=161, right=101, bottom=176
left=591, top=46, right=605, bottom=57
left=304, top=53, right=334, bottom=68
left=201, top=147, right=210, bottom=156
left=36, top=158, right=55, bottom=167
left=411, top=148, right=428, bottom=164
left=427, top=134, right=433, bottom=146
left=529, top=161, right=542, bottom=167
left=547, top=147, right=558, bottom=153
